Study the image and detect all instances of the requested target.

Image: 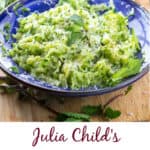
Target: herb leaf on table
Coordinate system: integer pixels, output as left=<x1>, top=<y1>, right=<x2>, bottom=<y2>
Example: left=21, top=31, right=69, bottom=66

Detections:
left=0, top=75, right=130, bottom=121
left=104, top=107, right=121, bottom=119
left=81, top=105, right=103, bottom=116
left=56, top=112, right=90, bottom=122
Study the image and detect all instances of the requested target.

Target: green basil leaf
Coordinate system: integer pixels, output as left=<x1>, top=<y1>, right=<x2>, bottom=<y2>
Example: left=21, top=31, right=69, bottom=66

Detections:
left=104, top=107, right=121, bottom=119
left=81, top=105, right=103, bottom=116
left=125, top=85, right=133, bottom=95
left=67, top=32, right=83, bottom=46
left=55, top=113, right=68, bottom=121
left=64, top=118, right=84, bottom=122
left=63, top=112, right=90, bottom=121
left=70, top=14, right=84, bottom=26
left=10, top=66, right=19, bottom=73
left=4, top=23, right=10, bottom=33
left=56, top=112, right=90, bottom=121
left=112, top=59, right=141, bottom=83
left=21, top=7, right=30, bottom=14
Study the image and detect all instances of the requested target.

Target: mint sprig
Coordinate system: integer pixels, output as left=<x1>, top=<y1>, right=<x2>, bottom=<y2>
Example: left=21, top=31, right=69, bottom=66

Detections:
left=81, top=105, right=121, bottom=120
left=0, top=76, right=134, bottom=121
left=104, top=107, right=121, bottom=119
left=81, top=105, right=103, bottom=116
left=56, top=112, right=90, bottom=122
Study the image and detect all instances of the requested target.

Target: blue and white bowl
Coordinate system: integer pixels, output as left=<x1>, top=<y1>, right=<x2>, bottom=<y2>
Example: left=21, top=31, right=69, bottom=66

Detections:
left=0, top=0, right=150, bottom=96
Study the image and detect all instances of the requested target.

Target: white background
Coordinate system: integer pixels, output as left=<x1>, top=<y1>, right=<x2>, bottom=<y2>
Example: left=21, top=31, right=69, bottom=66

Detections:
left=0, top=123, right=150, bottom=150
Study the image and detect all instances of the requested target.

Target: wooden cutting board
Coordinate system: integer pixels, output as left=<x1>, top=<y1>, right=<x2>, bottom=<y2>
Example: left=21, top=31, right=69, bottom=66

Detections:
left=0, top=0, right=150, bottom=122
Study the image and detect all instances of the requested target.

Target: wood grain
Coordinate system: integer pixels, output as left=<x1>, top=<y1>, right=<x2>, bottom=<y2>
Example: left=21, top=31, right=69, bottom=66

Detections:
left=0, top=0, right=150, bottom=122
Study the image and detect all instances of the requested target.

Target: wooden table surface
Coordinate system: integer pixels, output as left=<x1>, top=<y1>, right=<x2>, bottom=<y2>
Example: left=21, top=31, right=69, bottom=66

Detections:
left=0, top=0, right=150, bottom=122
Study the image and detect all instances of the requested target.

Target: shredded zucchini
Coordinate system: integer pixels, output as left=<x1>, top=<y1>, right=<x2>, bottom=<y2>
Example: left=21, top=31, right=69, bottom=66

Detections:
left=9, top=0, right=141, bottom=89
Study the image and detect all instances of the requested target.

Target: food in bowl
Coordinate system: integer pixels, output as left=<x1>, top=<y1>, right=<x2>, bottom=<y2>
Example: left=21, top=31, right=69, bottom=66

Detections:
left=9, top=0, right=142, bottom=89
